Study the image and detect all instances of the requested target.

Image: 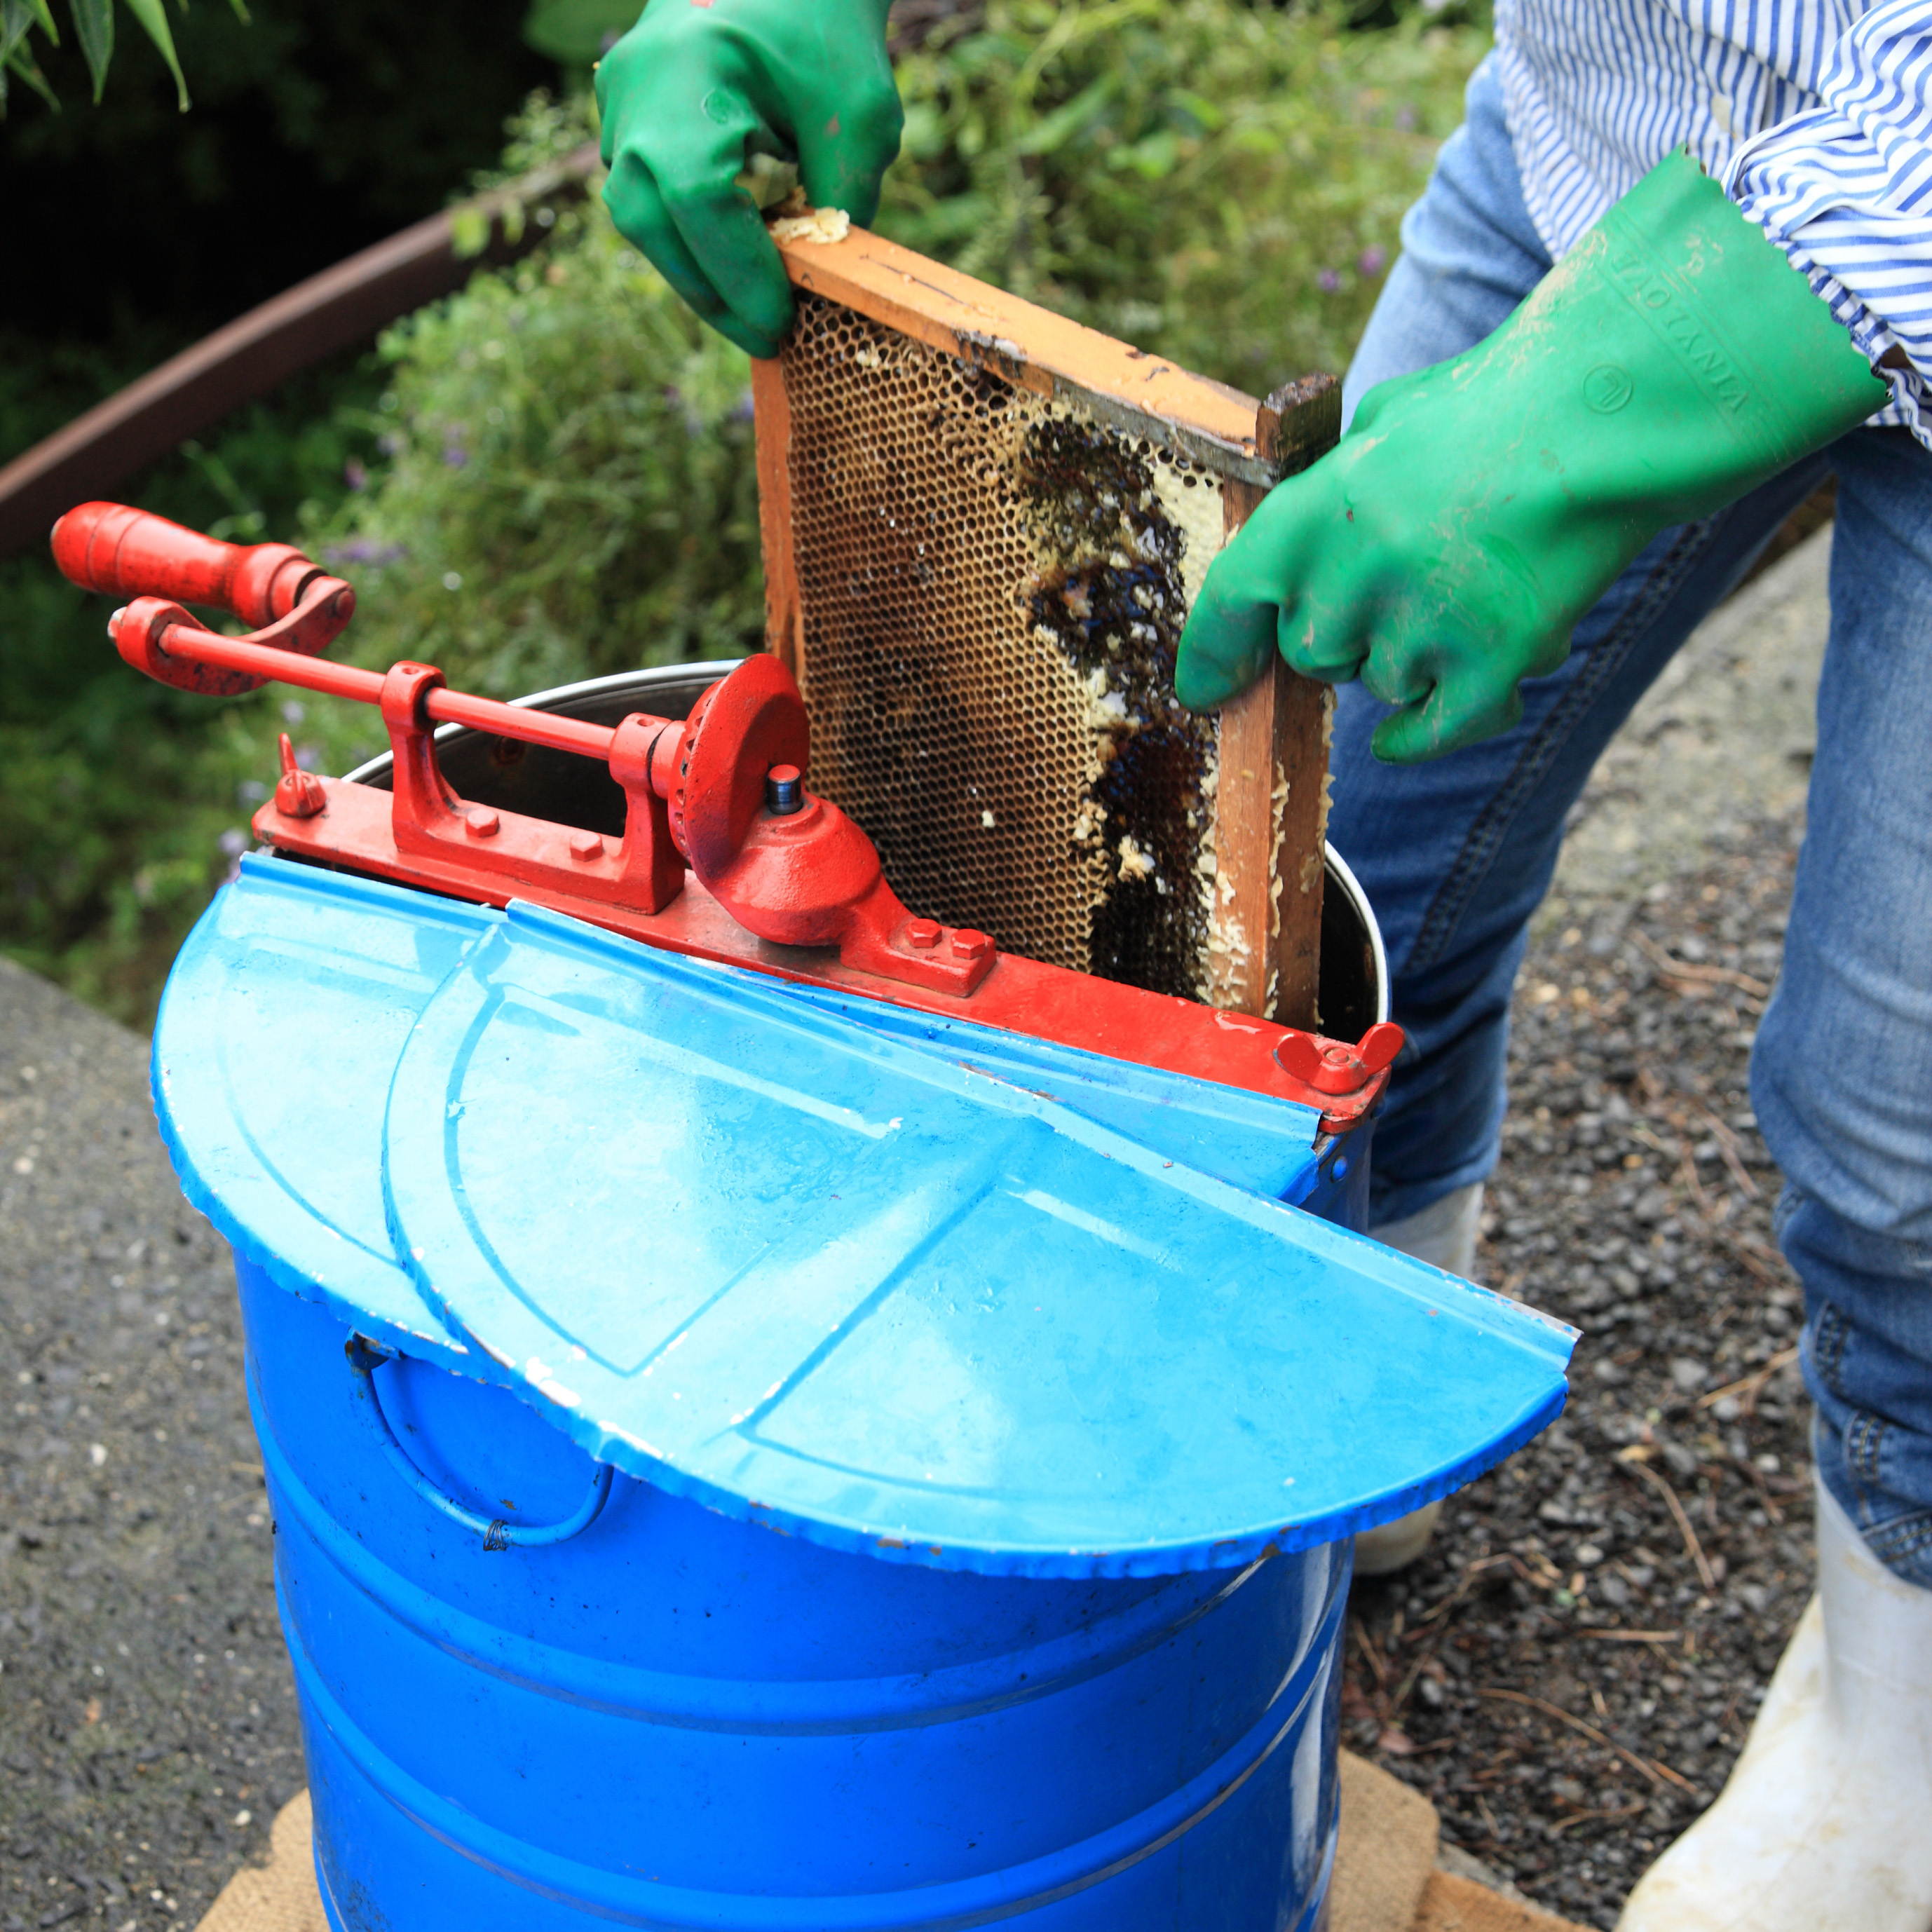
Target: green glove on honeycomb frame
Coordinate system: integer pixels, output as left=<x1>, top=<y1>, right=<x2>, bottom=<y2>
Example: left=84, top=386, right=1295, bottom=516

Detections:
left=1175, top=151, right=1890, bottom=763
left=597, top=0, right=903, bottom=360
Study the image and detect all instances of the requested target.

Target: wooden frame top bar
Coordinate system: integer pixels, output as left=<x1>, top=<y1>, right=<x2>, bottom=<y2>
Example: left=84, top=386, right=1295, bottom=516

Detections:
left=773, top=226, right=1286, bottom=488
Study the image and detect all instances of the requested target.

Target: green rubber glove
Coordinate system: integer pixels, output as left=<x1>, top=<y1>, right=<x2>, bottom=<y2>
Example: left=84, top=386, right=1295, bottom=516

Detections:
left=1176, top=150, right=1889, bottom=762
left=596, top=0, right=903, bottom=359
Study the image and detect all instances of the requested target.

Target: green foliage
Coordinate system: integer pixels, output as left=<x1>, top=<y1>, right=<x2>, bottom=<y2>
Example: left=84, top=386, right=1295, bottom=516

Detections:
left=1, top=0, right=247, bottom=116
left=878, top=0, right=1482, bottom=393
left=310, top=103, right=766, bottom=705
left=0, top=356, right=383, bottom=1023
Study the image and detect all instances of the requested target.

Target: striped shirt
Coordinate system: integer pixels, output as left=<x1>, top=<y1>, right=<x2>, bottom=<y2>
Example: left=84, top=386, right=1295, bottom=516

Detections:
left=1495, top=0, right=1932, bottom=445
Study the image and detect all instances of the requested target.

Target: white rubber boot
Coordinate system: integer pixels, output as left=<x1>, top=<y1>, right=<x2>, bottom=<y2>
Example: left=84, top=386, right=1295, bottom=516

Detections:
left=1617, top=1475, right=1932, bottom=1932
left=1353, top=1183, right=1484, bottom=1577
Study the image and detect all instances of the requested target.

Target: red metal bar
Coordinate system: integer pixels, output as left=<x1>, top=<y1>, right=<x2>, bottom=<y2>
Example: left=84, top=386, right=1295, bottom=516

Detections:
left=114, top=618, right=623, bottom=763
left=137, top=623, right=384, bottom=702
left=421, top=688, right=616, bottom=761
left=252, top=770, right=1393, bottom=1132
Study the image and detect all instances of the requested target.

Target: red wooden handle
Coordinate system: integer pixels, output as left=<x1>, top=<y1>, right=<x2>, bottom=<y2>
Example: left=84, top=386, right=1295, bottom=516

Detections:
left=50, top=501, right=322, bottom=628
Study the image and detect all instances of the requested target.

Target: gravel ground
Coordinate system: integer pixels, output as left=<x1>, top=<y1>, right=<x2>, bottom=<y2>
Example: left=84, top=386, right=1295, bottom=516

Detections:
left=1340, top=827, right=1816, bottom=1931
left=0, top=959, right=301, bottom=1932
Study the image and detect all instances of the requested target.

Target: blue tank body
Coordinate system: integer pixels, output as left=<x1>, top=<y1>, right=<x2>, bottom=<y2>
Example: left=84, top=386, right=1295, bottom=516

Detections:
left=252, top=1269, right=1350, bottom=1929
left=155, top=855, right=1573, bottom=1928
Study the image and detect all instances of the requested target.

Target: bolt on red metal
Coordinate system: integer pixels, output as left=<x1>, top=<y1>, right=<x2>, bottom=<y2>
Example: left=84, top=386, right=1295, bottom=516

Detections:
left=1275, top=1021, right=1404, bottom=1095
left=273, top=733, right=326, bottom=820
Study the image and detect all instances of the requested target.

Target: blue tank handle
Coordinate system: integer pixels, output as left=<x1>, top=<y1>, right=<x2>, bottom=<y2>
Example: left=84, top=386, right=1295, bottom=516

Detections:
left=345, top=1337, right=614, bottom=1551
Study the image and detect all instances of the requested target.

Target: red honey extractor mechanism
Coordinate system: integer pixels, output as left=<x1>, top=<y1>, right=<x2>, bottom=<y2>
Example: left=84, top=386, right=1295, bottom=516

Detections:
left=51, top=503, right=1403, bottom=1128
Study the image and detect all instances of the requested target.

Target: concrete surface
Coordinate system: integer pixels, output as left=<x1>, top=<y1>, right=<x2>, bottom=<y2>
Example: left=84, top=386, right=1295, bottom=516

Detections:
left=0, top=524, right=1839, bottom=1928
left=0, top=963, right=301, bottom=1932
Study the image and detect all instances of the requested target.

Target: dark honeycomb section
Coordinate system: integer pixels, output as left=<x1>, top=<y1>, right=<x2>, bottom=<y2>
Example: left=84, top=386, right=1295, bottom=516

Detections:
left=781, top=292, right=1230, bottom=995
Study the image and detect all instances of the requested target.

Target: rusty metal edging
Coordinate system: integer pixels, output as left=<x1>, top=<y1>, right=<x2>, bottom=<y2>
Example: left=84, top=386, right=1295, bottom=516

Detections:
left=0, top=145, right=601, bottom=562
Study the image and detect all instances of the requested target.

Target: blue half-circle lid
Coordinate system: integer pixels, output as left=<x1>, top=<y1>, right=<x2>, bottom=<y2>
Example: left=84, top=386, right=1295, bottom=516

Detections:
left=157, top=854, right=1575, bottom=1579
left=151, top=857, right=494, bottom=1372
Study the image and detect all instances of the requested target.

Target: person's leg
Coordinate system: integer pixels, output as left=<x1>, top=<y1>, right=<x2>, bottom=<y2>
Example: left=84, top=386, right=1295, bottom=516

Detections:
left=1617, top=426, right=1932, bottom=1932
left=1753, top=426, right=1932, bottom=1584
left=1330, top=57, right=1835, bottom=1241
left=1334, top=55, right=1827, bottom=1591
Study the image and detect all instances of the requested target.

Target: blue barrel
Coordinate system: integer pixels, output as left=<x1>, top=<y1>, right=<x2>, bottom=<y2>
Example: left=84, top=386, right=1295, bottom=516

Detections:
left=247, top=1268, right=1352, bottom=1928
left=156, top=722, right=1572, bottom=1928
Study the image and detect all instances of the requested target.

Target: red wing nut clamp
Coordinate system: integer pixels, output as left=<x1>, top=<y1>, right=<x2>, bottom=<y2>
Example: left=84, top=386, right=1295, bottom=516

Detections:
left=1275, top=1020, right=1405, bottom=1134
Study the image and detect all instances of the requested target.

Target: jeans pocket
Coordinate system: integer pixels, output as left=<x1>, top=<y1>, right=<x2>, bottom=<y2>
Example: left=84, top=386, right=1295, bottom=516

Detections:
left=1863, top=1507, right=1932, bottom=1591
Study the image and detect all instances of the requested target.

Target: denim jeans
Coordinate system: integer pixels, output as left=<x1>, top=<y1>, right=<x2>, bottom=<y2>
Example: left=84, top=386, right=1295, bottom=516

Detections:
left=1333, top=57, right=1932, bottom=1586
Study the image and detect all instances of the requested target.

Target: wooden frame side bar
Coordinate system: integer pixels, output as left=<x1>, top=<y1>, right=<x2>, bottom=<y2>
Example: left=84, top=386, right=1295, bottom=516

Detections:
left=1208, top=377, right=1341, bottom=1032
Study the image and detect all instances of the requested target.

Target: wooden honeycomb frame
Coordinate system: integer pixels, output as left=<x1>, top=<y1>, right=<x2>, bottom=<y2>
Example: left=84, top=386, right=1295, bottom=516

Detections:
left=753, top=224, right=1339, bottom=1028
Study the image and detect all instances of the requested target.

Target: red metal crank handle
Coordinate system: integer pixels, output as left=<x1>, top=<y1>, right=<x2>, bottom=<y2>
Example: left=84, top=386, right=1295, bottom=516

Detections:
left=108, top=601, right=620, bottom=762
left=53, top=502, right=328, bottom=630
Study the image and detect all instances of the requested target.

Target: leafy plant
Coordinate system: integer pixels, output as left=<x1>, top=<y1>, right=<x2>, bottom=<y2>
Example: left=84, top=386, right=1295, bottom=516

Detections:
left=878, top=0, right=1482, bottom=392
left=310, top=172, right=766, bottom=712
left=1, top=0, right=250, bottom=115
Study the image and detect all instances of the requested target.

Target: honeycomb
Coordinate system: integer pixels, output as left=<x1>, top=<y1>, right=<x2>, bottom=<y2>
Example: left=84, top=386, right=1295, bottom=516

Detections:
left=779, top=292, right=1242, bottom=1000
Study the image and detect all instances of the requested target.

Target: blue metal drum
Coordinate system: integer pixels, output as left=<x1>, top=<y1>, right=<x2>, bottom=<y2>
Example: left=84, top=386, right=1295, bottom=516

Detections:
left=152, top=721, right=1573, bottom=1929
left=247, top=1269, right=1352, bottom=1929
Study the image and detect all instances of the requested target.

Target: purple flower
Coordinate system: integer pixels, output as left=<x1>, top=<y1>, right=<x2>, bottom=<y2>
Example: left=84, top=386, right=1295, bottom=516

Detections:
left=442, top=444, right=470, bottom=469
left=730, top=389, right=756, bottom=423
left=218, top=829, right=248, bottom=858
left=1357, top=246, right=1387, bottom=278
left=344, top=458, right=368, bottom=490
left=1317, top=268, right=1342, bottom=294
left=323, top=539, right=408, bottom=568
left=377, top=433, right=402, bottom=457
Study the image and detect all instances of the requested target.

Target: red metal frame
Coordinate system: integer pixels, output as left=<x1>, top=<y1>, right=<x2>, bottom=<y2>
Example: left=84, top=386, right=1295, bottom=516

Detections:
left=53, top=503, right=1402, bottom=1130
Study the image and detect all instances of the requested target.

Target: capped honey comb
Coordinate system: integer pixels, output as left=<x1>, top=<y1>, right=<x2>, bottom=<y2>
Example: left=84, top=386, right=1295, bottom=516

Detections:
left=754, top=225, right=1339, bottom=1025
